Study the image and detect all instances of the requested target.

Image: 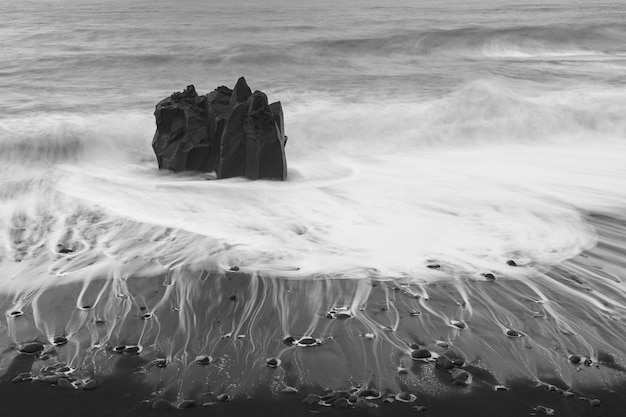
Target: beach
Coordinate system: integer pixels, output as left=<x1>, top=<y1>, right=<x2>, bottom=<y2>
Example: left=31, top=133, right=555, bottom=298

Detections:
left=1, top=0, right=626, bottom=415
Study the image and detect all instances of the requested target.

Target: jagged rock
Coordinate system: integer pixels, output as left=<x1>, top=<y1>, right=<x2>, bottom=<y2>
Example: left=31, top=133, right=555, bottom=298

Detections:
left=153, top=77, right=287, bottom=180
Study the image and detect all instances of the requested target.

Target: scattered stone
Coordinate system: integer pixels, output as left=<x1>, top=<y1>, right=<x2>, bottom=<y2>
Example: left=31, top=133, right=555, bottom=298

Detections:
left=8, top=310, right=23, bottom=318
left=589, top=398, right=601, bottom=407
left=452, top=358, right=465, bottom=367
left=56, top=366, right=72, bottom=374
left=40, top=375, right=66, bottom=384
left=123, top=345, right=141, bottom=355
left=483, top=273, right=496, bottom=281
left=562, top=391, right=575, bottom=398
left=364, top=333, right=376, bottom=340
left=414, top=405, right=428, bottom=411
left=18, top=342, right=44, bottom=355
left=348, top=394, right=358, bottom=403
left=229, top=294, right=237, bottom=301
left=355, top=398, right=377, bottom=409
left=179, top=400, right=197, bottom=409
left=359, top=389, right=381, bottom=399
left=451, top=369, right=471, bottom=386
left=507, top=260, right=517, bottom=266
left=436, top=341, right=450, bottom=348
left=266, top=357, right=281, bottom=368
left=331, top=398, right=351, bottom=409
left=297, top=337, right=322, bottom=347
left=535, top=405, right=555, bottom=415
left=532, top=312, right=546, bottom=318
left=583, top=358, right=593, bottom=366
left=57, top=378, right=74, bottom=390
left=112, top=345, right=126, bottom=353
left=397, top=367, right=409, bottom=375
left=383, top=395, right=395, bottom=404
left=506, top=329, right=522, bottom=337
left=229, top=266, right=240, bottom=272
left=569, top=355, right=581, bottom=364
left=426, top=264, right=441, bottom=269
left=411, top=349, right=432, bottom=359
left=283, top=336, right=297, bottom=346
left=396, top=392, right=415, bottom=402
left=151, top=399, right=176, bottom=411
left=450, top=320, right=466, bottom=330
left=409, top=343, right=420, bottom=349
left=80, top=305, right=92, bottom=310
left=195, top=355, right=213, bottom=365
left=83, top=380, right=97, bottom=390
left=303, top=394, right=321, bottom=405
left=52, top=336, right=68, bottom=346
left=435, top=356, right=455, bottom=370
left=495, top=385, right=509, bottom=391
left=152, top=358, right=168, bottom=368
left=95, top=319, right=105, bottom=325
left=409, top=310, right=421, bottom=316
left=216, top=394, right=230, bottom=402
left=140, top=312, right=153, bottom=320
left=282, top=386, right=298, bottom=394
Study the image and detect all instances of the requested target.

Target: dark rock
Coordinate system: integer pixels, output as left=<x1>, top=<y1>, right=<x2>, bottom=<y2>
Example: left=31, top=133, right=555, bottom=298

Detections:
left=426, top=264, right=441, bottom=269
left=8, top=310, right=23, bottom=318
left=589, top=398, right=600, bottom=406
left=435, top=356, right=455, bottom=370
left=83, top=380, right=97, bottom=390
left=152, top=358, right=168, bottom=368
left=506, top=329, right=522, bottom=337
left=303, top=394, right=320, bottom=405
left=569, top=355, right=581, bottom=364
left=483, top=273, right=496, bottom=281
left=583, top=358, right=593, bottom=366
left=18, top=342, right=44, bottom=355
left=112, top=344, right=126, bottom=353
left=283, top=336, right=297, bottom=346
left=195, top=355, right=212, bottom=365
left=153, top=77, right=287, bottom=180
left=123, top=345, right=141, bottom=355
left=506, top=260, right=517, bottom=266
left=216, top=394, right=230, bottom=402
left=244, top=91, right=287, bottom=180
left=348, top=394, right=358, bottom=404
left=57, top=378, right=74, bottom=390
left=297, top=337, right=321, bottom=347
left=452, top=358, right=465, bottom=367
left=411, top=349, right=432, bottom=359
left=359, top=389, right=381, bottom=399
left=396, top=392, right=413, bottom=402
left=415, top=405, right=428, bottom=411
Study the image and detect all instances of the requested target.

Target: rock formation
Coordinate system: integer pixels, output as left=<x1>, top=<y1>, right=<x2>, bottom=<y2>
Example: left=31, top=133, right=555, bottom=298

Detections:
left=152, top=77, right=287, bottom=180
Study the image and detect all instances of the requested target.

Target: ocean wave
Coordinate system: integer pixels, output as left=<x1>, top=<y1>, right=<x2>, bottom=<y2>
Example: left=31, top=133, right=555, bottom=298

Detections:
left=306, top=24, right=626, bottom=60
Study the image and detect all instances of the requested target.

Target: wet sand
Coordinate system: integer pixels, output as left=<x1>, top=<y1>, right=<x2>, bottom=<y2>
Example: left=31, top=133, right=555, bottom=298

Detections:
left=0, top=213, right=625, bottom=416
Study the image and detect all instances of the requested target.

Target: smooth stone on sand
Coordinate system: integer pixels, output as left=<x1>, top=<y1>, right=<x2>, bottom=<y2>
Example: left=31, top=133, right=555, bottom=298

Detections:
left=83, top=380, right=97, bottom=390
left=216, top=394, right=230, bottom=402
left=112, top=345, right=126, bottom=353
left=411, top=349, right=432, bottom=359
left=18, top=342, right=44, bottom=355
left=283, top=336, right=297, bottom=345
left=265, top=357, right=281, bottom=368
left=8, top=310, right=23, bottom=318
left=482, top=273, right=496, bottom=281
left=52, top=336, right=68, bottom=346
left=140, top=312, right=153, bottom=320
left=228, top=266, right=240, bottom=272
left=435, top=356, right=455, bottom=370
left=123, top=345, right=141, bottom=355
left=452, top=358, right=465, bottom=367
left=507, top=260, right=517, bottom=266
left=426, top=264, right=441, bottom=269
left=296, top=337, right=321, bottom=347
left=303, top=394, right=321, bottom=405
left=583, top=358, right=593, bottom=366
left=589, top=399, right=601, bottom=407
left=450, top=320, right=466, bottom=329
left=56, top=378, right=75, bottom=390
left=506, top=329, right=522, bottom=337
left=569, top=355, right=581, bottom=364
left=359, top=388, right=381, bottom=399
left=331, top=398, right=351, bottom=409
left=178, top=400, right=197, bottom=409
left=396, top=392, right=414, bottom=402
left=195, top=355, right=213, bottom=365
left=151, top=399, right=176, bottom=411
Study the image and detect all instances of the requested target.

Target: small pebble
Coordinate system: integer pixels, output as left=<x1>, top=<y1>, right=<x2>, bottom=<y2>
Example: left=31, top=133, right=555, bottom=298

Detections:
left=56, top=378, right=74, bottom=390
left=410, top=310, right=421, bottom=316
left=216, top=394, right=229, bottom=402
left=112, top=345, right=126, bottom=353
left=18, top=342, right=44, bottom=355
left=583, top=358, right=593, bottom=366
left=297, top=337, right=320, bottom=347
left=178, top=400, right=196, bottom=409
left=140, top=313, right=153, bottom=320
left=228, top=266, right=240, bottom=272
left=450, top=320, right=466, bottom=330
left=266, top=357, right=281, bottom=368
left=303, top=394, right=321, bottom=405
left=396, top=392, right=414, bottom=402
left=123, top=345, right=141, bottom=355
left=53, top=336, right=68, bottom=346
left=283, top=336, right=296, bottom=345
left=229, top=294, right=237, bottom=301
left=397, top=367, right=409, bottom=375
left=411, top=348, right=431, bottom=359
left=506, top=329, right=522, bottom=337
left=414, top=405, right=428, bottom=411
left=589, top=398, right=600, bottom=406
left=151, top=399, right=175, bottom=411
left=569, top=355, right=581, bottom=364
left=562, top=391, right=575, bottom=398
left=348, top=394, right=358, bottom=403
left=83, top=380, right=97, bottom=390
left=436, top=340, right=450, bottom=348
left=507, top=260, right=517, bottom=266
left=195, top=355, right=212, bottom=365
left=483, top=273, right=496, bottom=281
left=8, top=310, right=23, bottom=318
left=152, top=358, right=168, bottom=368
left=495, top=385, right=508, bottom=391
left=452, top=358, right=465, bottom=367
left=426, top=264, right=441, bottom=269
left=331, top=398, right=351, bottom=409
left=436, top=356, right=455, bottom=370
left=359, top=389, right=381, bottom=399
left=282, top=386, right=298, bottom=394
left=95, top=319, right=105, bottom=325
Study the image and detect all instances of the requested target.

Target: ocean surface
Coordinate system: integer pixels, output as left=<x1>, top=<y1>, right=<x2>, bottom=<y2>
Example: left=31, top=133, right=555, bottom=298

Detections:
left=1, top=0, right=626, bottom=404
